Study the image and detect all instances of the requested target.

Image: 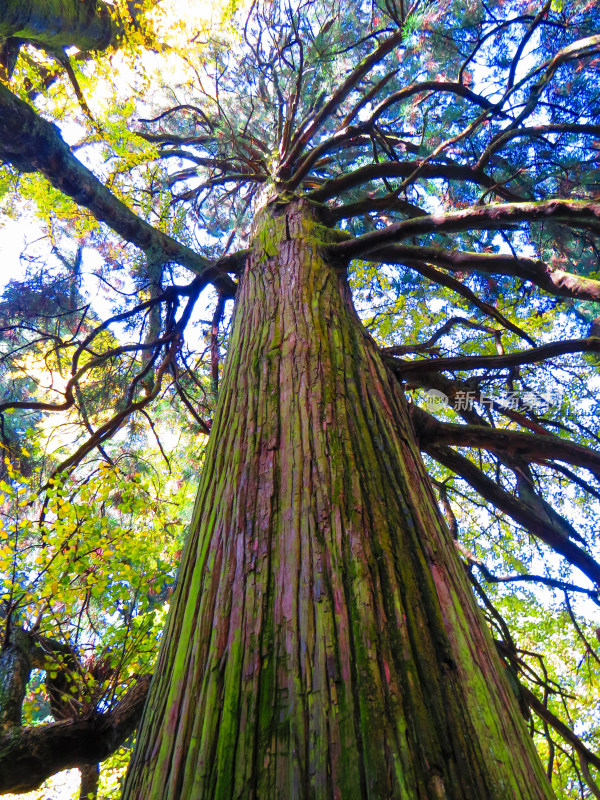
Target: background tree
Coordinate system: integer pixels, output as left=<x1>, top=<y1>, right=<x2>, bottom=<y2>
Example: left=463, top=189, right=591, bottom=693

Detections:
left=0, top=3, right=211, bottom=797
left=2, top=0, right=600, bottom=797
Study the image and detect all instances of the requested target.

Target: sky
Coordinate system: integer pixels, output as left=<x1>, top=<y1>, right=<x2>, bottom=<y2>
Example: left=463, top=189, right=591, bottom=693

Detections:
left=0, top=220, right=27, bottom=283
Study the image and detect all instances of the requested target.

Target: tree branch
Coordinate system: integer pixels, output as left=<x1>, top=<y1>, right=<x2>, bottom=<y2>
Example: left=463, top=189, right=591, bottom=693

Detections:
left=367, top=79, right=499, bottom=124
left=467, top=558, right=600, bottom=605
left=0, top=82, right=235, bottom=296
left=392, top=337, right=600, bottom=376
left=383, top=259, right=536, bottom=344
left=0, top=674, right=151, bottom=795
left=477, top=123, right=600, bottom=171
left=309, top=160, right=519, bottom=203
left=280, top=28, right=405, bottom=174
left=364, top=244, right=600, bottom=303
left=415, top=408, right=600, bottom=481
left=0, top=0, right=115, bottom=52
left=424, top=443, right=600, bottom=585
left=328, top=200, right=600, bottom=261
left=382, top=316, right=500, bottom=356
left=521, top=683, right=600, bottom=774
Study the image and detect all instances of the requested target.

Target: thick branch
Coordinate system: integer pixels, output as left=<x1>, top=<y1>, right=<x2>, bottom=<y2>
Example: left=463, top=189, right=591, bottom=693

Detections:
left=403, top=368, right=553, bottom=437
left=393, top=337, right=600, bottom=375
left=328, top=200, right=600, bottom=261
left=367, top=80, right=498, bottom=124
left=424, top=443, right=600, bottom=585
left=309, top=160, right=518, bottom=203
left=365, top=245, right=600, bottom=303
left=0, top=675, right=151, bottom=795
left=0, top=629, right=32, bottom=731
left=414, top=406, right=600, bottom=480
left=0, top=82, right=235, bottom=296
left=0, top=0, right=114, bottom=51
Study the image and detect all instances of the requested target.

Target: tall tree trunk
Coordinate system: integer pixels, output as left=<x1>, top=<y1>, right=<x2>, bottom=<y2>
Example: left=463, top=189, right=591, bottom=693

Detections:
left=123, top=199, right=554, bottom=799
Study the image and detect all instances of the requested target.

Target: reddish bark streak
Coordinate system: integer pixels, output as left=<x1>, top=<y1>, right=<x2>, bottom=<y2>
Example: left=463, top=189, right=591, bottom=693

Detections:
left=123, top=200, right=554, bottom=800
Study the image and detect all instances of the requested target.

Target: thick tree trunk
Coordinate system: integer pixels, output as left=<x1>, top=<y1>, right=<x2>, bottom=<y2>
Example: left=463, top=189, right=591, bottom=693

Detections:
left=123, top=199, right=554, bottom=799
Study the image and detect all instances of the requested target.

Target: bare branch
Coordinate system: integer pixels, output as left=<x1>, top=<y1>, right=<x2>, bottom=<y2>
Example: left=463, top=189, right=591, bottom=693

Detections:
left=328, top=200, right=600, bottom=261
left=521, top=683, right=600, bottom=774
left=365, top=244, right=600, bottom=304
left=309, top=160, right=520, bottom=203
left=280, top=28, right=405, bottom=174
left=384, top=259, right=536, bottom=345
left=392, top=337, right=600, bottom=376
left=466, top=557, right=600, bottom=605
left=424, top=443, right=600, bottom=585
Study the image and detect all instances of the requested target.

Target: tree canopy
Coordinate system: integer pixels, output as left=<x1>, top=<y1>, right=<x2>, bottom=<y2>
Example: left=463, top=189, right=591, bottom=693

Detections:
left=2, top=0, right=600, bottom=797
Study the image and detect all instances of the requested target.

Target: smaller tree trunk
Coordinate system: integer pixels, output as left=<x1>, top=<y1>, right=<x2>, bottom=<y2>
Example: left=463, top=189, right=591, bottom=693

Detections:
left=0, top=627, right=32, bottom=731
left=79, top=763, right=100, bottom=800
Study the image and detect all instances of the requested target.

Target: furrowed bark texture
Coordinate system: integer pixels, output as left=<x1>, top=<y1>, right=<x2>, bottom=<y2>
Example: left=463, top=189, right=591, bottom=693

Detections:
left=0, top=628, right=32, bottom=731
left=123, top=200, right=553, bottom=800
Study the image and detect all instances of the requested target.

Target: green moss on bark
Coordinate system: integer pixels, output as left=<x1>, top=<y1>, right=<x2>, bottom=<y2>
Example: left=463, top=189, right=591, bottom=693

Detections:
left=0, top=0, right=114, bottom=51
left=123, top=199, right=555, bottom=800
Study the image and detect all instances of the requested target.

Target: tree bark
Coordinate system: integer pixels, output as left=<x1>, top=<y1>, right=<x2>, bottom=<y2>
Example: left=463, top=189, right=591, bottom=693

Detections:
left=79, top=763, right=100, bottom=800
left=0, top=0, right=114, bottom=51
left=123, top=199, right=554, bottom=799
left=0, top=628, right=32, bottom=732
left=0, top=674, right=150, bottom=795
